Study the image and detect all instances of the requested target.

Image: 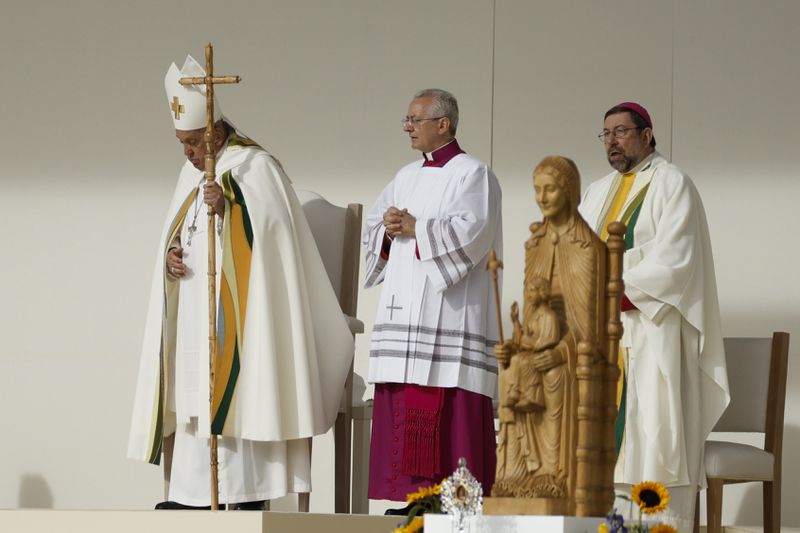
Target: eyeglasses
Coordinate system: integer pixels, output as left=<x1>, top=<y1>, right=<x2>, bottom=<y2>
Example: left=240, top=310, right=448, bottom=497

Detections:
left=402, top=116, right=445, bottom=127
left=597, top=126, right=643, bottom=142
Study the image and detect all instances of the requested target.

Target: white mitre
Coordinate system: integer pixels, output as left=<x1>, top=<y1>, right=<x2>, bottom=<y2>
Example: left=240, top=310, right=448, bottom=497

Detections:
left=165, top=55, right=222, bottom=131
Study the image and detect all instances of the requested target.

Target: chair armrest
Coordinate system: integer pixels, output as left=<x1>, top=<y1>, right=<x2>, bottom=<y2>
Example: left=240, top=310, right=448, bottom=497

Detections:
left=346, top=315, right=365, bottom=334
left=352, top=401, right=373, bottom=420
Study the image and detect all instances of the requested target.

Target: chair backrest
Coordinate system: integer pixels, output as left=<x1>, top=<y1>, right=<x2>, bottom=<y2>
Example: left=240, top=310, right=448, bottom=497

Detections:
left=297, top=191, right=363, bottom=514
left=713, top=332, right=790, bottom=456
left=296, top=190, right=362, bottom=317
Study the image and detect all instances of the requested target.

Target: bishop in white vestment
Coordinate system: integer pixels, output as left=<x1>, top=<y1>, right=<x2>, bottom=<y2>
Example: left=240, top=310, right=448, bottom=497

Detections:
left=580, top=102, right=729, bottom=530
left=128, top=55, right=353, bottom=508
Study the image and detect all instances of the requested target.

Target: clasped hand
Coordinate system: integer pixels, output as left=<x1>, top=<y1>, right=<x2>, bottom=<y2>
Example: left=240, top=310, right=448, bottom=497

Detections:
left=382, top=206, right=416, bottom=238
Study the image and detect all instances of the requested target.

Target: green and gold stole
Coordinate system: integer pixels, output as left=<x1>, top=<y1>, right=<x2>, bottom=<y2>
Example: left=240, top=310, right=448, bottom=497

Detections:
left=594, top=169, right=651, bottom=454
left=211, top=131, right=261, bottom=434
left=211, top=169, right=253, bottom=434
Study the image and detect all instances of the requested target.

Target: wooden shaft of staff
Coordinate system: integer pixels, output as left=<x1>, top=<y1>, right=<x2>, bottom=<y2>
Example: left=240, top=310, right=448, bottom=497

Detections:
left=203, top=43, right=220, bottom=512
left=491, top=273, right=504, bottom=344
left=486, top=249, right=505, bottom=344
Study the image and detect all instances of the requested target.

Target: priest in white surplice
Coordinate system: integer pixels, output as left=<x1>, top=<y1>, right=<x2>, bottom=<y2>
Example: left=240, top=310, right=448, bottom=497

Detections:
left=364, top=89, right=502, bottom=509
left=128, top=55, right=353, bottom=509
left=579, top=102, right=729, bottom=530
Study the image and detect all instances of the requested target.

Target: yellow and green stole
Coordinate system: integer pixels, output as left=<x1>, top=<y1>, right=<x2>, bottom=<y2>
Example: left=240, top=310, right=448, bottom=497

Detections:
left=210, top=132, right=261, bottom=434
left=211, top=168, right=254, bottom=434
left=149, top=135, right=261, bottom=462
left=594, top=168, right=651, bottom=454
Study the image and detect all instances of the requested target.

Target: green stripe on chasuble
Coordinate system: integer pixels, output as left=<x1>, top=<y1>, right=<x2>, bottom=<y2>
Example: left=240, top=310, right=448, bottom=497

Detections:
left=147, top=383, right=163, bottom=465
left=224, top=172, right=253, bottom=247
left=211, top=171, right=253, bottom=434
left=619, top=183, right=650, bottom=250
left=615, top=375, right=627, bottom=454
left=227, top=132, right=263, bottom=150
left=610, top=181, right=651, bottom=454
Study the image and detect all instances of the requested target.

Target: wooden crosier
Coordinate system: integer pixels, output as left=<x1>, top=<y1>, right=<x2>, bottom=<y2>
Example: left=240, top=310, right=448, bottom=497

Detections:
left=178, top=43, right=240, bottom=511
left=486, top=249, right=505, bottom=344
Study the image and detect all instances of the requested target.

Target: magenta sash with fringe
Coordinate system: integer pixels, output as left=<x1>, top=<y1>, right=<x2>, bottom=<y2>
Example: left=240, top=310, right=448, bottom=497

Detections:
left=401, top=385, right=444, bottom=478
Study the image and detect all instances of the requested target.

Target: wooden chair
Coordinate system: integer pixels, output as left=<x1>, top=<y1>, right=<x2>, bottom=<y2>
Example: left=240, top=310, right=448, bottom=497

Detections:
left=351, top=399, right=373, bottom=514
left=698, top=331, right=789, bottom=533
left=296, top=190, right=363, bottom=513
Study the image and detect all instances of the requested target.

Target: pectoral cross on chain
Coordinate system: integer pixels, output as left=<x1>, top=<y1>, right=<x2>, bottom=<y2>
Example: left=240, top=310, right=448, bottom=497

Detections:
left=186, top=223, right=198, bottom=245
left=386, top=294, right=403, bottom=320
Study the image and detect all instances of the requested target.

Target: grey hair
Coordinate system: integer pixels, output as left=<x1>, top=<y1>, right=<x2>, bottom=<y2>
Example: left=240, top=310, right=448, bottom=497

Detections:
left=414, top=88, right=459, bottom=135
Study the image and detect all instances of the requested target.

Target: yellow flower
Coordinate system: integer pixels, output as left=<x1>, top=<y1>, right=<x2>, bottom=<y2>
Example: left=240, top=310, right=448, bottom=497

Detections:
left=406, top=483, right=442, bottom=503
left=597, top=523, right=609, bottom=533
left=393, top=517, right=425, bottom=533
left=631, top=481, right=670, bottom=514
left=406, top=517, right=424, bottom=533
left=650, top=524, right=678, bottom=533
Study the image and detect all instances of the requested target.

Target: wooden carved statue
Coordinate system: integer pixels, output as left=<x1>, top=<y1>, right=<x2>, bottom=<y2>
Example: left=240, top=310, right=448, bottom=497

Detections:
left=485, top=155, right=625, bottom=517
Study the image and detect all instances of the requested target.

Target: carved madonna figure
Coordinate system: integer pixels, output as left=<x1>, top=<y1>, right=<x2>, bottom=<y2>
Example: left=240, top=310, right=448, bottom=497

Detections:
left=492, top=156, right=611, bottom=509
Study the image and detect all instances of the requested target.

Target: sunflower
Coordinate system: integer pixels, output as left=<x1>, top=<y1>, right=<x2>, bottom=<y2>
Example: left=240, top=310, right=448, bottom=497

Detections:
left=406, top=483, right=442, bottom=503
left=393, top=516, right=424, bottom=533
left=649, top=524, right=678, bottom=533
left=631, top=481, right=670, bottom=514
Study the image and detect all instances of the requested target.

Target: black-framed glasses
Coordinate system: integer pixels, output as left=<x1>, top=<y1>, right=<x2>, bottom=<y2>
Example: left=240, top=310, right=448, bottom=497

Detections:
left=402, top=116, right=445, bottom=127
left=598, top=126, right=642, bottom=142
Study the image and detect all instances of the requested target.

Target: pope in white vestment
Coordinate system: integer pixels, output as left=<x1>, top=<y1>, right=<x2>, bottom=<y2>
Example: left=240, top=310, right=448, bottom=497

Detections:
left=127, top=56, right=353, bottom=507
left=580, top=102, right=729, bottom=530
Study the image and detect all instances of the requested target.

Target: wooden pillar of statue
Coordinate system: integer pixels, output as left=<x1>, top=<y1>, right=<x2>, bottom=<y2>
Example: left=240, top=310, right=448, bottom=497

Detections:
left=601, top=222, right=626, bottom=514
left=485, top=156, right=624, bottom=517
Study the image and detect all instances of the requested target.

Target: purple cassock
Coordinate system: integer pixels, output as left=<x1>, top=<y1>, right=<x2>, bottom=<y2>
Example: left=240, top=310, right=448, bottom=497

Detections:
left=368, top=383, right=496, bottom=501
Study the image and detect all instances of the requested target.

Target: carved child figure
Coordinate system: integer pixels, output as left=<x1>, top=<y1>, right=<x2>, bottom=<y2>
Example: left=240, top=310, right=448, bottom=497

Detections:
left=511, top=277, right=561, bottom=411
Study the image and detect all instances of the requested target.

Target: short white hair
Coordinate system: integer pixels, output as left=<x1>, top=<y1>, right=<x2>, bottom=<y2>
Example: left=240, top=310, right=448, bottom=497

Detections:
left=414, top=88, right=458, bottom=135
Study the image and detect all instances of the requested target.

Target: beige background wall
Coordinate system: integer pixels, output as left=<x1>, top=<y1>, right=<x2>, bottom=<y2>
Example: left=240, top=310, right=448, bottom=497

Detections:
left=1, top=0, right=797, bottom=527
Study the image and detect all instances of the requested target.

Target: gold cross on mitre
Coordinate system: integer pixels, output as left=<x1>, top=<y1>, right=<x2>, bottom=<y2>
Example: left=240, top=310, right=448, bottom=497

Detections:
left=171, top=96, right=185, bottom=119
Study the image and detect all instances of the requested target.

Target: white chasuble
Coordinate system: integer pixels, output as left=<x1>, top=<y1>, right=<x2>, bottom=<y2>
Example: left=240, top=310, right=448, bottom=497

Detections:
left=364, top=152, right=503, bottom=398
left=167, top=190, right=309, bottom=505
left=579, top=152, right=729, bottom=493
left=129, top=133, right=354, bottom=504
